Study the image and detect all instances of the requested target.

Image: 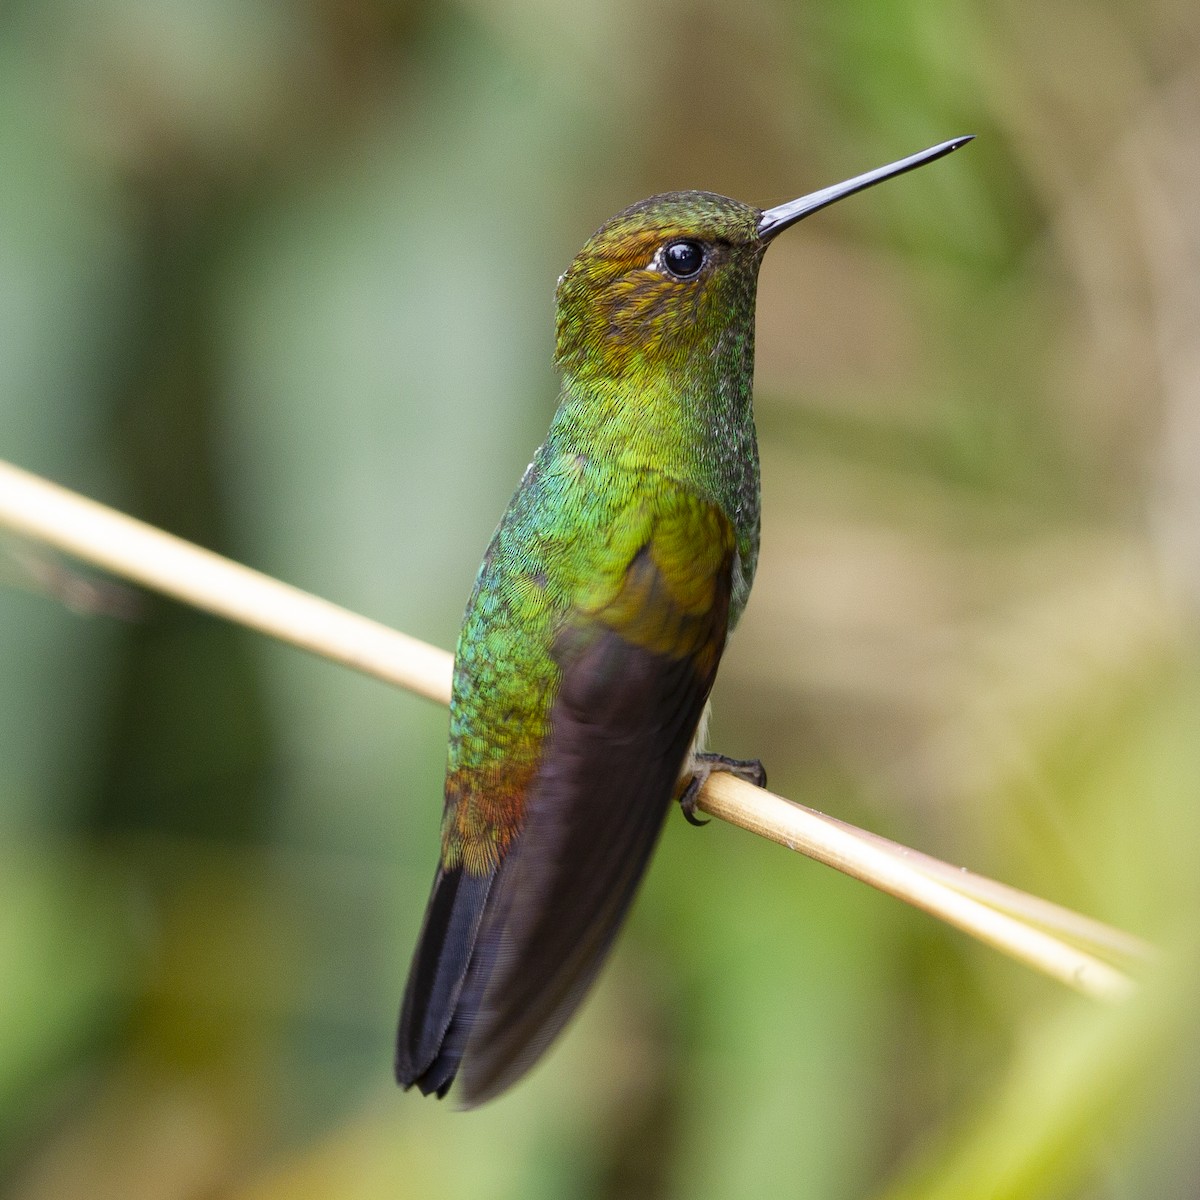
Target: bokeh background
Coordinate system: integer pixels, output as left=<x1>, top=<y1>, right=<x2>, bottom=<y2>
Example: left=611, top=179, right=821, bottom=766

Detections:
left=2, top=1, right=1199, bottom=1196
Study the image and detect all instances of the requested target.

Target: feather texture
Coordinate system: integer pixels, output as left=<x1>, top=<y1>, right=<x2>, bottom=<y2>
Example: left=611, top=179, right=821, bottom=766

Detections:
left=397, top=189, right=766, bottom=1103
left=397, top=480, right=736, bottom=1102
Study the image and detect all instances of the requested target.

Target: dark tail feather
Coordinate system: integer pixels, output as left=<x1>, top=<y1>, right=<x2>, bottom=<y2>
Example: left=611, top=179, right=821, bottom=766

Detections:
left=395, top=863, right=498, bottom=1096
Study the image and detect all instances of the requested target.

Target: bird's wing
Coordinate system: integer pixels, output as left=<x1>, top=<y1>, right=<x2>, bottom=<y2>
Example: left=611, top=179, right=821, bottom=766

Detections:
left=459, top=481, right=736, bottom=1106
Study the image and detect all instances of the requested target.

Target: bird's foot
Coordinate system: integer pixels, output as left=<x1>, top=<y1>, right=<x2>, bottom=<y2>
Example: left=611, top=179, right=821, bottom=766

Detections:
left=678, top=754, right=767, bottom=827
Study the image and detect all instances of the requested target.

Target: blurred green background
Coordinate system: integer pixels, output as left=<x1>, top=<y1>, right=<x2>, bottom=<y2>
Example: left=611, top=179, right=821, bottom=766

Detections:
left=2, top=0, right=1199, bottom=1196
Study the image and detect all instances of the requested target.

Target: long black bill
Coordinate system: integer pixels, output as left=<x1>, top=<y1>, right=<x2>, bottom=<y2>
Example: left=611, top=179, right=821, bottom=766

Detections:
left=757, top=135, right=974, bottom=241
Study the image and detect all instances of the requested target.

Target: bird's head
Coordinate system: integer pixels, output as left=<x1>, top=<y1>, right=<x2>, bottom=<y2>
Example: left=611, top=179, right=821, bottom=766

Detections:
left=553, top=191, right=764, bottom=381
left=553, top=137, right=973, bottom=384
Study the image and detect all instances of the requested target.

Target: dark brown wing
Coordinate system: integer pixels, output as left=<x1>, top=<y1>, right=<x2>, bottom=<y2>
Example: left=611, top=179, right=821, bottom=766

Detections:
left=458, top=494, right=736, bottom=1106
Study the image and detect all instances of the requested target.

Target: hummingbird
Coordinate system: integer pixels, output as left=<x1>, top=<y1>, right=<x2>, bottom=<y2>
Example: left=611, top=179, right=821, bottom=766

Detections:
left=395, top=136, right=972, bottom=1106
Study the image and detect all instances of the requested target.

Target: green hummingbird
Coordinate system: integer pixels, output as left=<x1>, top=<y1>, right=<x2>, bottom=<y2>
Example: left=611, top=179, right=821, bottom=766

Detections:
left=395, top=136, right=972, bottom=1106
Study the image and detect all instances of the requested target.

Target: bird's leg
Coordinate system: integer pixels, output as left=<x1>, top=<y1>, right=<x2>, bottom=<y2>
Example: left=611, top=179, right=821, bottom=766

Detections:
left=677, top=753, right=767, bottom=827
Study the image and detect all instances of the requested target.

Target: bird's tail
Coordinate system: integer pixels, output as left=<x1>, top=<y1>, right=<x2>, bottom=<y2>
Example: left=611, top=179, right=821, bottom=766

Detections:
left=394, top=862, right=501, bottom=1097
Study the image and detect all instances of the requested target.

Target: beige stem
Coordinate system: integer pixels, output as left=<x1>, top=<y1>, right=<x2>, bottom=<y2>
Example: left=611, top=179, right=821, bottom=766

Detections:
left=0, top=458, right=1145, bottom=1002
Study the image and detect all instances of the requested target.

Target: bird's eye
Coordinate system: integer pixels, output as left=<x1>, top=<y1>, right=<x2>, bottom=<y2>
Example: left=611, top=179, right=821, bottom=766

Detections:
left=662, top=239, right=705, bottom=279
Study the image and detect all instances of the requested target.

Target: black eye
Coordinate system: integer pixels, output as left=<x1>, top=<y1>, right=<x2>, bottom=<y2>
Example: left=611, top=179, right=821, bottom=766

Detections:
left=663, top=239, right=705, bottom=279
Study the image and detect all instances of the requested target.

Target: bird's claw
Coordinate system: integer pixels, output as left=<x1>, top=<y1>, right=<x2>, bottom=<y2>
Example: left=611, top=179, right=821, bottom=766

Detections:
left=678, top=753, right=767, bottom=827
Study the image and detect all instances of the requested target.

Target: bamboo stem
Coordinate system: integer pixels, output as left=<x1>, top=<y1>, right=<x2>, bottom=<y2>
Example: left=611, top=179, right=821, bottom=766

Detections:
left=702, top=774, right=1133, bottom=999
left=0, top=458, right=1144, bottom=1001
left=0, top=461, right=452, bottom=704
left=812, top=811, right=1155, bottom=968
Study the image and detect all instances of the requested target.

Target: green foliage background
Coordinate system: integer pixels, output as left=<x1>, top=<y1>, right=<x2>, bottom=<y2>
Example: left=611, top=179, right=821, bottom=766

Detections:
left=1, top=1, right=1198, bottom=1196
